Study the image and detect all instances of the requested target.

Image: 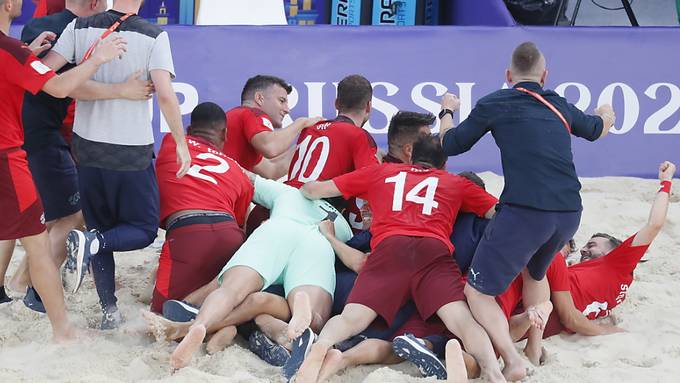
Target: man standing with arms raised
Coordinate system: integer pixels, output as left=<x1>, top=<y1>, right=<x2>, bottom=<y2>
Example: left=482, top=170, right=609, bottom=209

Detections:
left=43, top=0, right=191, bottom=329
left=440, top=41, right=615, bottom=379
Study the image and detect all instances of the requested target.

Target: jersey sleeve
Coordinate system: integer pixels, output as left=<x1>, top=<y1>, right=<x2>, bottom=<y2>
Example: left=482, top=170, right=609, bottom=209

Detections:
left=7, top=53, right=56, bottom=95
left=603, top=234, right=650, bottom=274
left=333, top=164, right=380, bottom=200
left=149, top=31, right=176, bottom=79
left=459, top=178, right=498, bottom=217
left=546, top=254, right=570, bottom=292
left=352, top=129, right=379, bottom=169
left=51, top=19, right=76, bottom=64
left=253, top=176, right=292, bottom=209
left=244, top=111, right=274, bottom=142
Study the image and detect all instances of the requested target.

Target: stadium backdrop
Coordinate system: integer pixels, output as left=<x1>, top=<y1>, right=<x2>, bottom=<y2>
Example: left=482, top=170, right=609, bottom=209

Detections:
left=10, top=22, right=680, bottom=178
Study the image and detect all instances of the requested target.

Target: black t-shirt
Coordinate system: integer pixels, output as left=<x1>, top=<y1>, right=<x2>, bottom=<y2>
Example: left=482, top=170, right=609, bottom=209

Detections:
left=20, top=10, right=77, bottom=153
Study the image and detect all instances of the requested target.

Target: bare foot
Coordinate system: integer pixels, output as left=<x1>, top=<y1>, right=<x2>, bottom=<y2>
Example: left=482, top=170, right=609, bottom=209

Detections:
left=527, top=301, right=553, bottom=331
left=524, top=345, right=547, bottom=366
left=206, top=325, right=237, bottom=355
left=317, top=349, right=346, bottom=382
left=295, top=341, right=330, bottom=383
left=445, top=340, right=468, bottom=383
left=141, top=309, right=190, bottom=341
left=52, top=324, right=86, bottom=344
left=171, top=324, right=206, bottom=370
left=287, top=292, right=312, bottom=340
left=502, top=357, right=527, bottom=382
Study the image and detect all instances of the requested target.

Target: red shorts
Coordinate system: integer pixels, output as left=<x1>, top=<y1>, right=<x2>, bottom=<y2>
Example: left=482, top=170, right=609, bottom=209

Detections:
left=0, top=149, right=46, bottom=240
left=391, top=312, right=450, bottom=341
left=151, top=219, right=245, bottom=312
left=347, top=235, right=465, bottom=325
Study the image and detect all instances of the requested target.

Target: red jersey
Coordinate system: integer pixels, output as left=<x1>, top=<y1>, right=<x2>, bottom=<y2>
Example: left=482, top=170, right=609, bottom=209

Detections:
left=0, top=31, right=55, bottom=150
left=549, top=234, right=649, bottom=320
left=497, top=234, right=649, bottom=321
left=333, top=163, right=498, bottom=252
left=286, top=116, right=378, bottom=188
left=224, top=106, right=275, bottom=171
left=156, top=134, right=254, bottom=228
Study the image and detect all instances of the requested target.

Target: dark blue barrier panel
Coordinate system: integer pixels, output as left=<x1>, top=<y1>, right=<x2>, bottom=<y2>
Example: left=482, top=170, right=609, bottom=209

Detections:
left=11, top=25, right=680, bottom=178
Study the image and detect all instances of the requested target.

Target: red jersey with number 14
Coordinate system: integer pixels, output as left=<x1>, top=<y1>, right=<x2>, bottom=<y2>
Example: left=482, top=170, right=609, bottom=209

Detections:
left=333, top=163, right=498, bottom=252
left=156, top=135, right=254, bottom=228
left=286, top=116, right=378, bottom=189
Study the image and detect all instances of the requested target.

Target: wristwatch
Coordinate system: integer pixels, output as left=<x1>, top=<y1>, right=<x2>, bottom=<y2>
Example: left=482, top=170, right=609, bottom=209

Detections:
left=439, top=108, right=454, bottom=119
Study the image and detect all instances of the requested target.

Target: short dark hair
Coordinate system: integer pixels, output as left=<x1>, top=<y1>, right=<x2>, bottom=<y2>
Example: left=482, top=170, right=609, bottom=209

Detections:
left=187, top=102, right=226, bottom=136
left=458, top=171, right=485, bottom=190
left=511, top=41, right=542, bottom=76
left=240, top=75, right=292, bottom=103
left=388, top=111, right=435, bottom=149
left=591, top=233, right=623, bottom=250
left=411, top=135, right=447, bottom=170
left=336, top=75, right=372, bottom=112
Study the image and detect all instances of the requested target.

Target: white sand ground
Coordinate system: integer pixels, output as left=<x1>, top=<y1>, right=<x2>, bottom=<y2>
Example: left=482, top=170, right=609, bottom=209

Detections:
left=1, top=173, right=678, bottom=383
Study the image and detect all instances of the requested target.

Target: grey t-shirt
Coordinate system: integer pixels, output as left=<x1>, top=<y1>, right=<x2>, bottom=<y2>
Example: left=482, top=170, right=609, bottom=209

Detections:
left=53, top=10, right=175, bottom=170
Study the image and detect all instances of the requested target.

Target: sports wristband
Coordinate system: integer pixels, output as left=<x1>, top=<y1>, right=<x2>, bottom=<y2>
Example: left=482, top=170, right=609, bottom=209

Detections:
left=659, top=180, right=672, bottom=194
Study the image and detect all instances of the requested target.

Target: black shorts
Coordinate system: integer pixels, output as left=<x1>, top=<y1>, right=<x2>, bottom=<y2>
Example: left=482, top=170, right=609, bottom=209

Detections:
left=27, top=145, right=80, bottom=222
left=467, top=204, right=581, bottom=296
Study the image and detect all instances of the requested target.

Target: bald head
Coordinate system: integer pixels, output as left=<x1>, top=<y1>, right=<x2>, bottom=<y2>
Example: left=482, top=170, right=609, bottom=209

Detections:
left=508, top=41, right=547, bottom=84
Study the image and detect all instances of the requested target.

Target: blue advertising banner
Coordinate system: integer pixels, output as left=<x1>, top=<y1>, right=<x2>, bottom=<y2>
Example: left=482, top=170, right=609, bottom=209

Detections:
left=12, top=24, right=680, bottom=178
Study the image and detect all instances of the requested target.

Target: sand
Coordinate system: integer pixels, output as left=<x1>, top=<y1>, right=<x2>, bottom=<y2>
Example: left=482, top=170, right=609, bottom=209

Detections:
left=1, top=173, right=679, bottom=383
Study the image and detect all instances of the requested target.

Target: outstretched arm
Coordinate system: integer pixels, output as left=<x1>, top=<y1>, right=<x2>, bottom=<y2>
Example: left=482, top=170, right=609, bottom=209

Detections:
left=300, top=180, right=342, bottom=200
left=632, top=161, right=675, bottom=247
left=552, top=291, right=624, bottom=336
left=251, top=117, right=322, bottom=159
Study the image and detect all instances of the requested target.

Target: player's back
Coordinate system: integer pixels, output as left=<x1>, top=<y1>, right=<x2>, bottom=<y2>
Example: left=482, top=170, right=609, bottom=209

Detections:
left=286, top=117, right=377, bottom=189
left=335, top=163, right=497, bottom=252
left=156, top=134, right=253, bottom=228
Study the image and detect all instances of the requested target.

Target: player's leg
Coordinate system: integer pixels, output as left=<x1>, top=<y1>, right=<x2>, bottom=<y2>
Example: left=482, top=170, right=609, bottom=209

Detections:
left=0, top=239, right=16, bottom=302
left=318, top=339, right=401, bottom=382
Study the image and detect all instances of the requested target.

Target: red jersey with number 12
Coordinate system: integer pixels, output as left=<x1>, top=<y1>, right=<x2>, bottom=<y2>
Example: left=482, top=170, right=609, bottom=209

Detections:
left=156, top=135, right=254, bottom=228
left=286, top=116, right=378, bottom=189
left=333, top=163, right=498, bottom=252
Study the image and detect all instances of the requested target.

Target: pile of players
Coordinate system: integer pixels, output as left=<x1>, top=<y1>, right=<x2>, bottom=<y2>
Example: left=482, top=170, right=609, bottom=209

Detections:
left=0, top=1, right=675, bottom=382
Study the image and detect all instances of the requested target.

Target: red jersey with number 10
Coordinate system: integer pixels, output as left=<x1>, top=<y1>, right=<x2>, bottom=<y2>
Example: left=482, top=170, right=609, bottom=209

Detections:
left=156, top=135, right=254, bottom=228
left=333, top=163, right=498, bottom=252
left=286, top=116, right=378, bottom=189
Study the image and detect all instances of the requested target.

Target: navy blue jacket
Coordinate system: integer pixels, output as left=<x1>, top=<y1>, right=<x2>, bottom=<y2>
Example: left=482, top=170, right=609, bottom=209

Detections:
left=443, top=82, right=603, bottom=212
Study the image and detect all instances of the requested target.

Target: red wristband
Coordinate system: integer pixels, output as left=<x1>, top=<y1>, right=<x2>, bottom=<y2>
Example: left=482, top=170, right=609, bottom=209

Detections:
left=659, top=180, right=672, bottom=194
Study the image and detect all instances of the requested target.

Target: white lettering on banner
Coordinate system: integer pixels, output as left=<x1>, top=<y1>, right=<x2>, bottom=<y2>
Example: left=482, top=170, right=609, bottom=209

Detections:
left=159, top=82, right=199, bottom=133
left=644, top=83, right=680, bottom=134
left=364, top=82, right=400, bottom=133
left=598, top=82, right=639, bottom=135
left=554, top=82, right=591, bottom=112
left=157, top=81, right=680, bottom=137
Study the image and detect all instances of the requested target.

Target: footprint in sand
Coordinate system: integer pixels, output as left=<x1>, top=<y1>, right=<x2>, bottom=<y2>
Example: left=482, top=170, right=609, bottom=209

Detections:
left=619, top=357, right=661, bottom=368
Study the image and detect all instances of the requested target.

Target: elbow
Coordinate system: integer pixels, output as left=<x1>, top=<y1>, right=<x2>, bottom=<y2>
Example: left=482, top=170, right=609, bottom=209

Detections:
left=259, top=145, right=280, bottom=159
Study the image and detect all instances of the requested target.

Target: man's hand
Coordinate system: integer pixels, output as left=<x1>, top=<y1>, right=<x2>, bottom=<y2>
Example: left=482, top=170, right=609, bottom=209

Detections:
left=28, top=31, right=56, bottom=56
left=90, top=36, right=127, bottom=65
left=297, top=116, right=323, bottom=129
left=600, top=324, right=626, bottom=335
left=595, top=104, right=615, bottom=137
left=319, top=219, right=336, bottom=239
left=659, top=161, right=676, bottom=182
left=175, top=142, right=191, bottom=178
left=119, top=70, right=154, bottom=100
left=441, top=93, right=461, bottom=112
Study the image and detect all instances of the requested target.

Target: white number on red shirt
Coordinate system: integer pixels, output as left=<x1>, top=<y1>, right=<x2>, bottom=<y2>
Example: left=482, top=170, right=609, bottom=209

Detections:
left=384, top=172, right=439, bottom=215
left=186, top=152, right=230, bottom=185
left=289, top=135, right=331, bottom=183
